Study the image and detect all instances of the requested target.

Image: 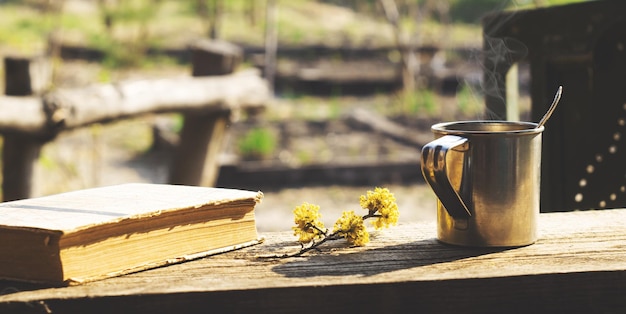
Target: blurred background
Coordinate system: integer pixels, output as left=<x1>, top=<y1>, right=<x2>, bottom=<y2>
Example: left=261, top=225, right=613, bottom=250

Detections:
left=0, top=0, right=590, bottom=230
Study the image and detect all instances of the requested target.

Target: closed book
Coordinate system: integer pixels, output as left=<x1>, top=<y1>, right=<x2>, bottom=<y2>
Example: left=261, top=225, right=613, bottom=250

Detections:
left=0, top=183, right=263, bottom=285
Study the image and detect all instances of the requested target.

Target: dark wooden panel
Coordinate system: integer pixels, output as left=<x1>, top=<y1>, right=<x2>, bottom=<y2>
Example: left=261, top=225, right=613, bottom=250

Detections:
left=482, top=0, right=626, bottom=211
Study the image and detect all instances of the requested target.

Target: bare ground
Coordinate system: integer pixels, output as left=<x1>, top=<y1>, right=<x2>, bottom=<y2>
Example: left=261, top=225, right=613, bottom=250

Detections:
left=255, top=184, right=437, bottom=232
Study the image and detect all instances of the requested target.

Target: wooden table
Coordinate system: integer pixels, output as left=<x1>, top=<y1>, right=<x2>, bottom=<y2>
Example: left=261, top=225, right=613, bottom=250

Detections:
left=1, top=208, right=625, bottom=313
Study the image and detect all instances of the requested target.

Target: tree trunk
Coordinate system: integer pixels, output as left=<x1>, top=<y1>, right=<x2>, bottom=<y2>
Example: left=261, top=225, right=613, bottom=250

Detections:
left=208, top=0, right=223, bottom=39
left=264, top=0, right=278, bottom=92
left=379, top=0, right=418, bottom=92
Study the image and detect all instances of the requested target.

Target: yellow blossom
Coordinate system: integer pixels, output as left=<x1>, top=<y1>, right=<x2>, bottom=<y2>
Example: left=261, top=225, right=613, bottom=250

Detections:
left=284, top=187, right=399, bottom=257
left=333, top=210, right=370, bottom=246
left=360, top=187, right=399, bottom=229
left=292, top=202, right=326, bottom=244
left=372, top=202, right=399, bottom=229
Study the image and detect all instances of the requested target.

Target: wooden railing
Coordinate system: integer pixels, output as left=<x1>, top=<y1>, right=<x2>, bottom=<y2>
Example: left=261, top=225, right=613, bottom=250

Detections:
left=1, top=39, right=270, bottom=201
left=0, top=208, right=624, bottom=312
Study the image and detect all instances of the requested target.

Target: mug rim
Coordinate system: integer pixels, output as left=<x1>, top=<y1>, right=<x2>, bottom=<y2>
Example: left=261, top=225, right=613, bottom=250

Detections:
left=431, top=120, right=544, bottom=135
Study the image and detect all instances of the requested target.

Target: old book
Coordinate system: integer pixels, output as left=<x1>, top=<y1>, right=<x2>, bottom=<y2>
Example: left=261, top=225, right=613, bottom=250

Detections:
left=0, top=183, right=263, bottom=285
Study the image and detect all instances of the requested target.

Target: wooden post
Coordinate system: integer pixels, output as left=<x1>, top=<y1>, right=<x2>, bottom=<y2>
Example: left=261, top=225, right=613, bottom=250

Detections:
left=168, top=40, right=242, bottom=187
left=1, top=134, right=42, bottom=201
left=2, top=56, right=51, bottom=201
left=189, top=40, right=242, bottom=77
left=505, top=63, right=520, bottom=121
left=168, top=111, right=231, bottom=186
left=4, top=57, right=33, bottom=96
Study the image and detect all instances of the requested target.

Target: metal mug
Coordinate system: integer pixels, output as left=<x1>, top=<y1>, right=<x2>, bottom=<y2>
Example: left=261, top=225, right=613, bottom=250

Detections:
left=421, top=121, right=544, bottom=247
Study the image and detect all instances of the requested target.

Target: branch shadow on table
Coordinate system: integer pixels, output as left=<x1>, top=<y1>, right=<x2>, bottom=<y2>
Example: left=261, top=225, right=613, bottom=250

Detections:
left=271, top=237, right=512, bottom=278
left=0, top=280, right=61, bottom=298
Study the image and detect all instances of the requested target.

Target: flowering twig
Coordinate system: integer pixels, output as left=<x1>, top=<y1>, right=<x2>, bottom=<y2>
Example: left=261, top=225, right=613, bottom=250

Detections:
left=263, top=187, right=399, bottom=258
left=277, top=230, right=341, bottom=258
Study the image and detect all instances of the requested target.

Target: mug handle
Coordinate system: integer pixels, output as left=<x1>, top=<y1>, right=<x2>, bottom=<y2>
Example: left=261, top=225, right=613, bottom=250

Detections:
left=421, top=135, right=472, bottom=219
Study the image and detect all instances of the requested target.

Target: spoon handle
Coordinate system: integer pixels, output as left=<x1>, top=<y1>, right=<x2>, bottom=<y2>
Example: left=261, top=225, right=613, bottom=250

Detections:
left=537, top=86, right=563, bottom=128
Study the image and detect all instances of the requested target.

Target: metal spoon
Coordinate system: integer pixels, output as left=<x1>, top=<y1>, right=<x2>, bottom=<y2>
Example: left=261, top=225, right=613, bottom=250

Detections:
left=537, top=86, right=563, bottom=128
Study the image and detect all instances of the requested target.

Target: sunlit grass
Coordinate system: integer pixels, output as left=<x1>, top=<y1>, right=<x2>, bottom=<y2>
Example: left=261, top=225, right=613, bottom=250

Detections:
left=237, top=127, right=278, bottom=160
left=0, top=5, right=51, bottom=52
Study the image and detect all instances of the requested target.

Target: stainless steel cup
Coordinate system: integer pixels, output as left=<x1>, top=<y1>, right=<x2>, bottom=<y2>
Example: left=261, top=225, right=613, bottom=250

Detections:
left=421, top=121, right=543, bottom=247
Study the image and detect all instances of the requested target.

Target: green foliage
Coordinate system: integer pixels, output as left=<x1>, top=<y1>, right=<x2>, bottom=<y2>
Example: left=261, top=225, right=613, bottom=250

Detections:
left=171, top=114, right=185, bottom=133
left=456, top=83, right=484, bottom=116
left=102, top=45, right=142, bottom=68
left=237, top=127, right=278, bottom=160
left=327, top=94, right=343, bottom=120
left=296, top=150, right=313, bottom=165
left=448, top=0, right=510, bottom=23
left=0, top=5, right=50, bottom=51
left=104, top=0, right=160, bottom=24
left=392, top=89, right=437, bottom=116
left=14, top=17, right=48, bottom=33
left=516, top=0, right=591, bottom=7
left=96, top=0, right=165, bottom=68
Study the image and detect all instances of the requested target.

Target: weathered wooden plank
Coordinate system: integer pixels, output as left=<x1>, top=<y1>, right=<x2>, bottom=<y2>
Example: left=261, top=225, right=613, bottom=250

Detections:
left=0, top=96, right=47, bottom=133
left=347, top=107, right=432, bottom=149
left=45, top=69, right=268, bottom=130
left=0, top=70, right=268, bottom=136
left=0, top=208, right=624, bottom=312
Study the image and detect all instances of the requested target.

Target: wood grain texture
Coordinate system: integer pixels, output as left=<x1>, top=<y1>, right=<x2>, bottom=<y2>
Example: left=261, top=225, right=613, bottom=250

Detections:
left=46, top=69, right=268, bottom=130
left=0, top=70, right=268, bottom=136
left=1, top=208, right=625, bottom=313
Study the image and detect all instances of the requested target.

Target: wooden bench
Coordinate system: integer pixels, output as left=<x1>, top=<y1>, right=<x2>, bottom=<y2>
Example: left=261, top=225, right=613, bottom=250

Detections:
left=1, top=208, right=624, bottom=313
